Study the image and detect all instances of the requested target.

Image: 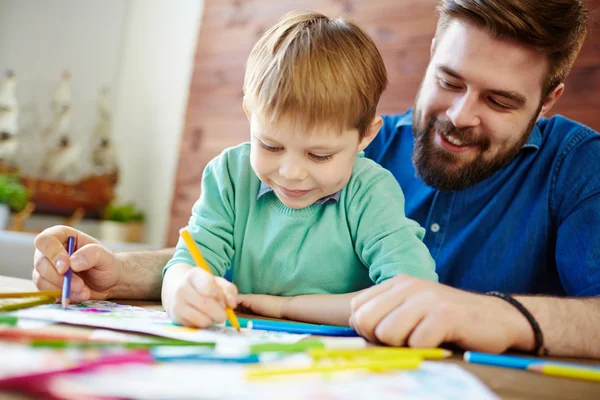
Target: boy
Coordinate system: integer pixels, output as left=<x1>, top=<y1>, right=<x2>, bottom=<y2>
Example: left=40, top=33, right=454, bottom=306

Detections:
left=162, top=10, right=437, bottom=328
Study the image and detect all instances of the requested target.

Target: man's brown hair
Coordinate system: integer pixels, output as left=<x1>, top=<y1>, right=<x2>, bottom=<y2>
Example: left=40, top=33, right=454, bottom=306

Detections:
left=243, top=11, right=388, bottom=138
left=435, top=0, right=588, bottom=97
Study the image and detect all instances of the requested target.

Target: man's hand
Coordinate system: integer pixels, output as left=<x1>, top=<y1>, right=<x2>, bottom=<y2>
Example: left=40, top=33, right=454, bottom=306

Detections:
left=350, top=275, right=535, bottom=353
left=236, top=294, right=290, bottom=319
left=32, top=225, right=120, bottom=302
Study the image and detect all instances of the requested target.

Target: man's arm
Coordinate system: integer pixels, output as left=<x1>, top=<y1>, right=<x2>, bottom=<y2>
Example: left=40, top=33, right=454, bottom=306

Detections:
left=33, top=225, right=174, bottom=302
left=516, top=296, right=600, bottom=358
left=113, top=248, right=175, bottom=300
left=350, top=275, right=600, bottom=359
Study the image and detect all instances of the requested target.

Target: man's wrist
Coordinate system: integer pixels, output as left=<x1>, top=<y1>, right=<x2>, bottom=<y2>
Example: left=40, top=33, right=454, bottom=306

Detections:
left=487, top=294, right=537, bottom=352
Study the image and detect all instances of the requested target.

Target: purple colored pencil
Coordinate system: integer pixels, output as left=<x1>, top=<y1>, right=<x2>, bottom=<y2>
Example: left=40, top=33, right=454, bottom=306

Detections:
left=61, top=236, right=76, bottom=309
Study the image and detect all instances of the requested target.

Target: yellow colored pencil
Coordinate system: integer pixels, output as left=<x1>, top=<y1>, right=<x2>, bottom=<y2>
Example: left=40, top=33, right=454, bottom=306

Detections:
left=179, top=228, right=241, bottom=331
left=0, top=291, right=62, bottom=299
left=309, top=347, right=452, bottom=360
left=528, top=363, right=600, bottom=382
left=245, top=357, right=422, bottom=380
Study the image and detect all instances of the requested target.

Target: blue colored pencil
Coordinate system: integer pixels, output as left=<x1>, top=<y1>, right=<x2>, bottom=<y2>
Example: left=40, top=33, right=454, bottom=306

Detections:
left=61, top=236, right=76, bottom=309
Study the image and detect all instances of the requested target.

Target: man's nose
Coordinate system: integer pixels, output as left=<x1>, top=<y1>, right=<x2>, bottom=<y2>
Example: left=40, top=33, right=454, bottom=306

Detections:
left=446, top=91, right=481, bottom=128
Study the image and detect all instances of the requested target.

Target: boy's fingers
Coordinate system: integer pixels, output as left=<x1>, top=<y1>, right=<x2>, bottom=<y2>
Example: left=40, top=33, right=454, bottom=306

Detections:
left=177, top=306, right=213, bottom=328
left=190, top=271, right=226, bottom=304
left=183, top=284, right=227, bottom=322
left=216, top=278, right=238, bottom=308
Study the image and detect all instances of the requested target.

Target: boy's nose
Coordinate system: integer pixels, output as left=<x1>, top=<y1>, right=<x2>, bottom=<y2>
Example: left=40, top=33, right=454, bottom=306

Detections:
left=279, top=159, right=306, bottom=181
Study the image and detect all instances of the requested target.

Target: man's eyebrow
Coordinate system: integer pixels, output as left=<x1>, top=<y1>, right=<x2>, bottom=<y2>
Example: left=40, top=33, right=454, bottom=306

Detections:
left=437, top=65, right=464, bottom=80
left=488, top=89, right=527, bottom=106
left=436, top=64, right=527, bottom=105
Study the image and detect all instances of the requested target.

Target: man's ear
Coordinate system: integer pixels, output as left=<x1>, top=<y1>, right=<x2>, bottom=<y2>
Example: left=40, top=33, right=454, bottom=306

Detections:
left=536, top=83, right=564, bottom=121
left=242, top=97, right=251, bottom=120
left=430, top=38, right=436, bottom=58
left=358, top=116, right=383, bottom=152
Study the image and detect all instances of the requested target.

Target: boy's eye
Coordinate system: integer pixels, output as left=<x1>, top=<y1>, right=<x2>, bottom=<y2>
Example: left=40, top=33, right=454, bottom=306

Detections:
left=309, top=153, right=333, bottom=162
left=259, top=141, right=283, bottom=152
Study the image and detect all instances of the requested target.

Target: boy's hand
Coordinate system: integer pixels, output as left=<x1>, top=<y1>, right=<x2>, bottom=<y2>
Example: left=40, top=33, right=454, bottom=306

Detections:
left=236, top=294, right=291, bottom=319
left=165, top=268, right=238, bottom=328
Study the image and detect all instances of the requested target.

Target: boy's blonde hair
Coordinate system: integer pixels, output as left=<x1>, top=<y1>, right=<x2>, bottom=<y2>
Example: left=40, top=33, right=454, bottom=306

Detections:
left=243, top=11, right=388, bottom=138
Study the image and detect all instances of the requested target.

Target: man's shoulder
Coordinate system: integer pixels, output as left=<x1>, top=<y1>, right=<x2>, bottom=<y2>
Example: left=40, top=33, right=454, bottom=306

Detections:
left=538, top=115, right=599, bottom=151
left=381, top=110, right=414, bottom=135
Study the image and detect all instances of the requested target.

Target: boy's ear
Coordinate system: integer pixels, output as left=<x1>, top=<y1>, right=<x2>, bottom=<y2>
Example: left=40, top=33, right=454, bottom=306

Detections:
left=357, top=116, right=383, bottom=152
left=242, top=98, right=251, bottom=120
left=536, top=83, right=564, bottom=122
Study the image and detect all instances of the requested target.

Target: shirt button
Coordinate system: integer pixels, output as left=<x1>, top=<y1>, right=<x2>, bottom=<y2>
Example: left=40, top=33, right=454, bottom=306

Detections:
left=430, top=223, right=440, bottom=233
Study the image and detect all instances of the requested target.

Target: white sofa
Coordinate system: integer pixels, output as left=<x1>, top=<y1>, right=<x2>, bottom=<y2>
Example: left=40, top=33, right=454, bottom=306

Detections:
left=0, top=230, right=156, bottom=280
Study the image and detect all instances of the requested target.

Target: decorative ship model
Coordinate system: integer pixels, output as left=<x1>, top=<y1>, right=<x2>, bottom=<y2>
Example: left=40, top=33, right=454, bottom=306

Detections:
left=0, top=71, right=118, bottom=216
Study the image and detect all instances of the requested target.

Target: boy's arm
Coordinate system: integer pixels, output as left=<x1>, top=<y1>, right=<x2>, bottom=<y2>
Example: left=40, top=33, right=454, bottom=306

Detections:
left=237, top=291, right=363, bottom=326
left=347, top=163, right=437, bottom=284
left=163, top=152, right=237, bottom=279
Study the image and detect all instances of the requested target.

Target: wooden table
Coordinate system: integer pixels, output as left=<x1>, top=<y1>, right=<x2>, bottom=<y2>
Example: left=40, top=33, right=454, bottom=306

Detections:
left=1, top=275, right=598, bottom=400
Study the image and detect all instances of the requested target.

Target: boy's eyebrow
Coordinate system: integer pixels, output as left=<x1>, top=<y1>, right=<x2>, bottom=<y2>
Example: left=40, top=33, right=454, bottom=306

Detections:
left=436, top=64, right=527, bottom=106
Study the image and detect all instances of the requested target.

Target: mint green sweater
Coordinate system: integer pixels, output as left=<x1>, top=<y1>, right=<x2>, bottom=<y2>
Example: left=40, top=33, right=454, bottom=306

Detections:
left=164, top=143, right=437, bottom=295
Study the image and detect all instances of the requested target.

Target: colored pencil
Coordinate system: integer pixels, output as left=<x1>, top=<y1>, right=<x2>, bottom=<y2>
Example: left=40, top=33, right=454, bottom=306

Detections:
left=309, top=347, right=452, bottom=360
left=528, top=363, right=600, bottom=382
left=245, top=357, right=422, bottom=380
left=179, top=228, right=241, bottom=331
left=0, top=291, right=61, bottom=299
left=61, top=236, right=76, bottom=309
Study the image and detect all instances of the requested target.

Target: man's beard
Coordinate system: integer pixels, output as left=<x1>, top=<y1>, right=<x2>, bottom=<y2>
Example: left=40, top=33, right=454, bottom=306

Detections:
left=411, top=108, right=539, bottom=191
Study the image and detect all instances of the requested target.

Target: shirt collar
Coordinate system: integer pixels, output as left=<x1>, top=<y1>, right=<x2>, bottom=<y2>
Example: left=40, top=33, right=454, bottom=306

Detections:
left=256, top=182, right=341, bottom=205
left=396, top=108, right=542, bottom=150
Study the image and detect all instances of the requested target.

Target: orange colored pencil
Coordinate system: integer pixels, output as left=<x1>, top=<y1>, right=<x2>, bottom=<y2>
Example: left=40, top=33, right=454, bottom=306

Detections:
left=179, top=228, right=241, bottom=331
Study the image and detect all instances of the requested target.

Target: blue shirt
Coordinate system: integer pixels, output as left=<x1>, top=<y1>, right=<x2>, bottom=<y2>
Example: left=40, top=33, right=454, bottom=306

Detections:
left=366, top=109, right=600, bottom=296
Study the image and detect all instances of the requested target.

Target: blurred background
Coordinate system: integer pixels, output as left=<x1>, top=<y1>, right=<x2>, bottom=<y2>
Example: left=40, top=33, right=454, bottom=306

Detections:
left=0, top=0, right=598, bottom=250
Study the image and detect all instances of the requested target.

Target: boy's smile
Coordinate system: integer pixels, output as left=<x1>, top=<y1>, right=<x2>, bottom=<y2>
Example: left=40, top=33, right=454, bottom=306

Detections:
left=248, top=113, right=378, bottom=209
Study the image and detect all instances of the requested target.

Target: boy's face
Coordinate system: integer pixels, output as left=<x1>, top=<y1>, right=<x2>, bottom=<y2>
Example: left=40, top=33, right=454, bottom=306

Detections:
left=249, top=113, right=376, bottom=209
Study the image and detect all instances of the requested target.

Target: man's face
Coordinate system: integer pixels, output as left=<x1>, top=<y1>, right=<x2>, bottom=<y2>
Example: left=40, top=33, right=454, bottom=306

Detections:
left=412, top=20, right=549, bottom=191
left=249, top=113, right=370, bottom=209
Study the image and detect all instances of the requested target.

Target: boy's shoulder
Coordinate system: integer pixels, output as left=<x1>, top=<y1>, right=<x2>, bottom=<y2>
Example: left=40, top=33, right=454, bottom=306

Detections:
left=345, top=153, right=401, bottom=197
left=205, top=142, right=256, bottom=185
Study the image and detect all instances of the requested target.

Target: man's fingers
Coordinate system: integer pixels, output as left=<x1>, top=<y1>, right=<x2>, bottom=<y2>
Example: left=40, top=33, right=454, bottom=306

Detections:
left=373, top=296, right=431, bottom=347
left=34, top=234, right=70, bottom=274
left=406, top=312, right=448, bottom=349
left=34, top=226, right=101, bottom=274
left=34, top=254, right=65, bottom=288
left=351, top=277, right=398, bottom=311
left=32, top=273, right=62, bottom=293
left=352, top=283, right=411, bottom=342
left=70, top=244, right=114, bottom=273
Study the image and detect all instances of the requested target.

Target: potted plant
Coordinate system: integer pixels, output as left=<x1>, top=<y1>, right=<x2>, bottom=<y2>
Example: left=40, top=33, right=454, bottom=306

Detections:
left=0, top=174, right=28, bottom=229
left=100, top=202, right=145, bottom=243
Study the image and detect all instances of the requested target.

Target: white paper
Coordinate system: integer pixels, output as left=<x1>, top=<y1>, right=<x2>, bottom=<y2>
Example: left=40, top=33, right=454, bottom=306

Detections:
left=49, top=361, right=499, bottom=400
left=15, top=300, right=308, bottom=347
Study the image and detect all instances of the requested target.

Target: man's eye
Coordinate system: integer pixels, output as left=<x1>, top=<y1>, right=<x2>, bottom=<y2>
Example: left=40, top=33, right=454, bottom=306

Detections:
left=309, top=153, right=333, bottom=162
left=438, top=78, right=460, bottom=90
left=488, top=97, right=511, bottom=110
left=259, top=142, right=283, bottom=152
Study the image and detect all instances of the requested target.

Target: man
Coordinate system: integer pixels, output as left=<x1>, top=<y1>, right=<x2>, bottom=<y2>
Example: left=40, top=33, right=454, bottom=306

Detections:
left=32, top=0, right=599, bottom=358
